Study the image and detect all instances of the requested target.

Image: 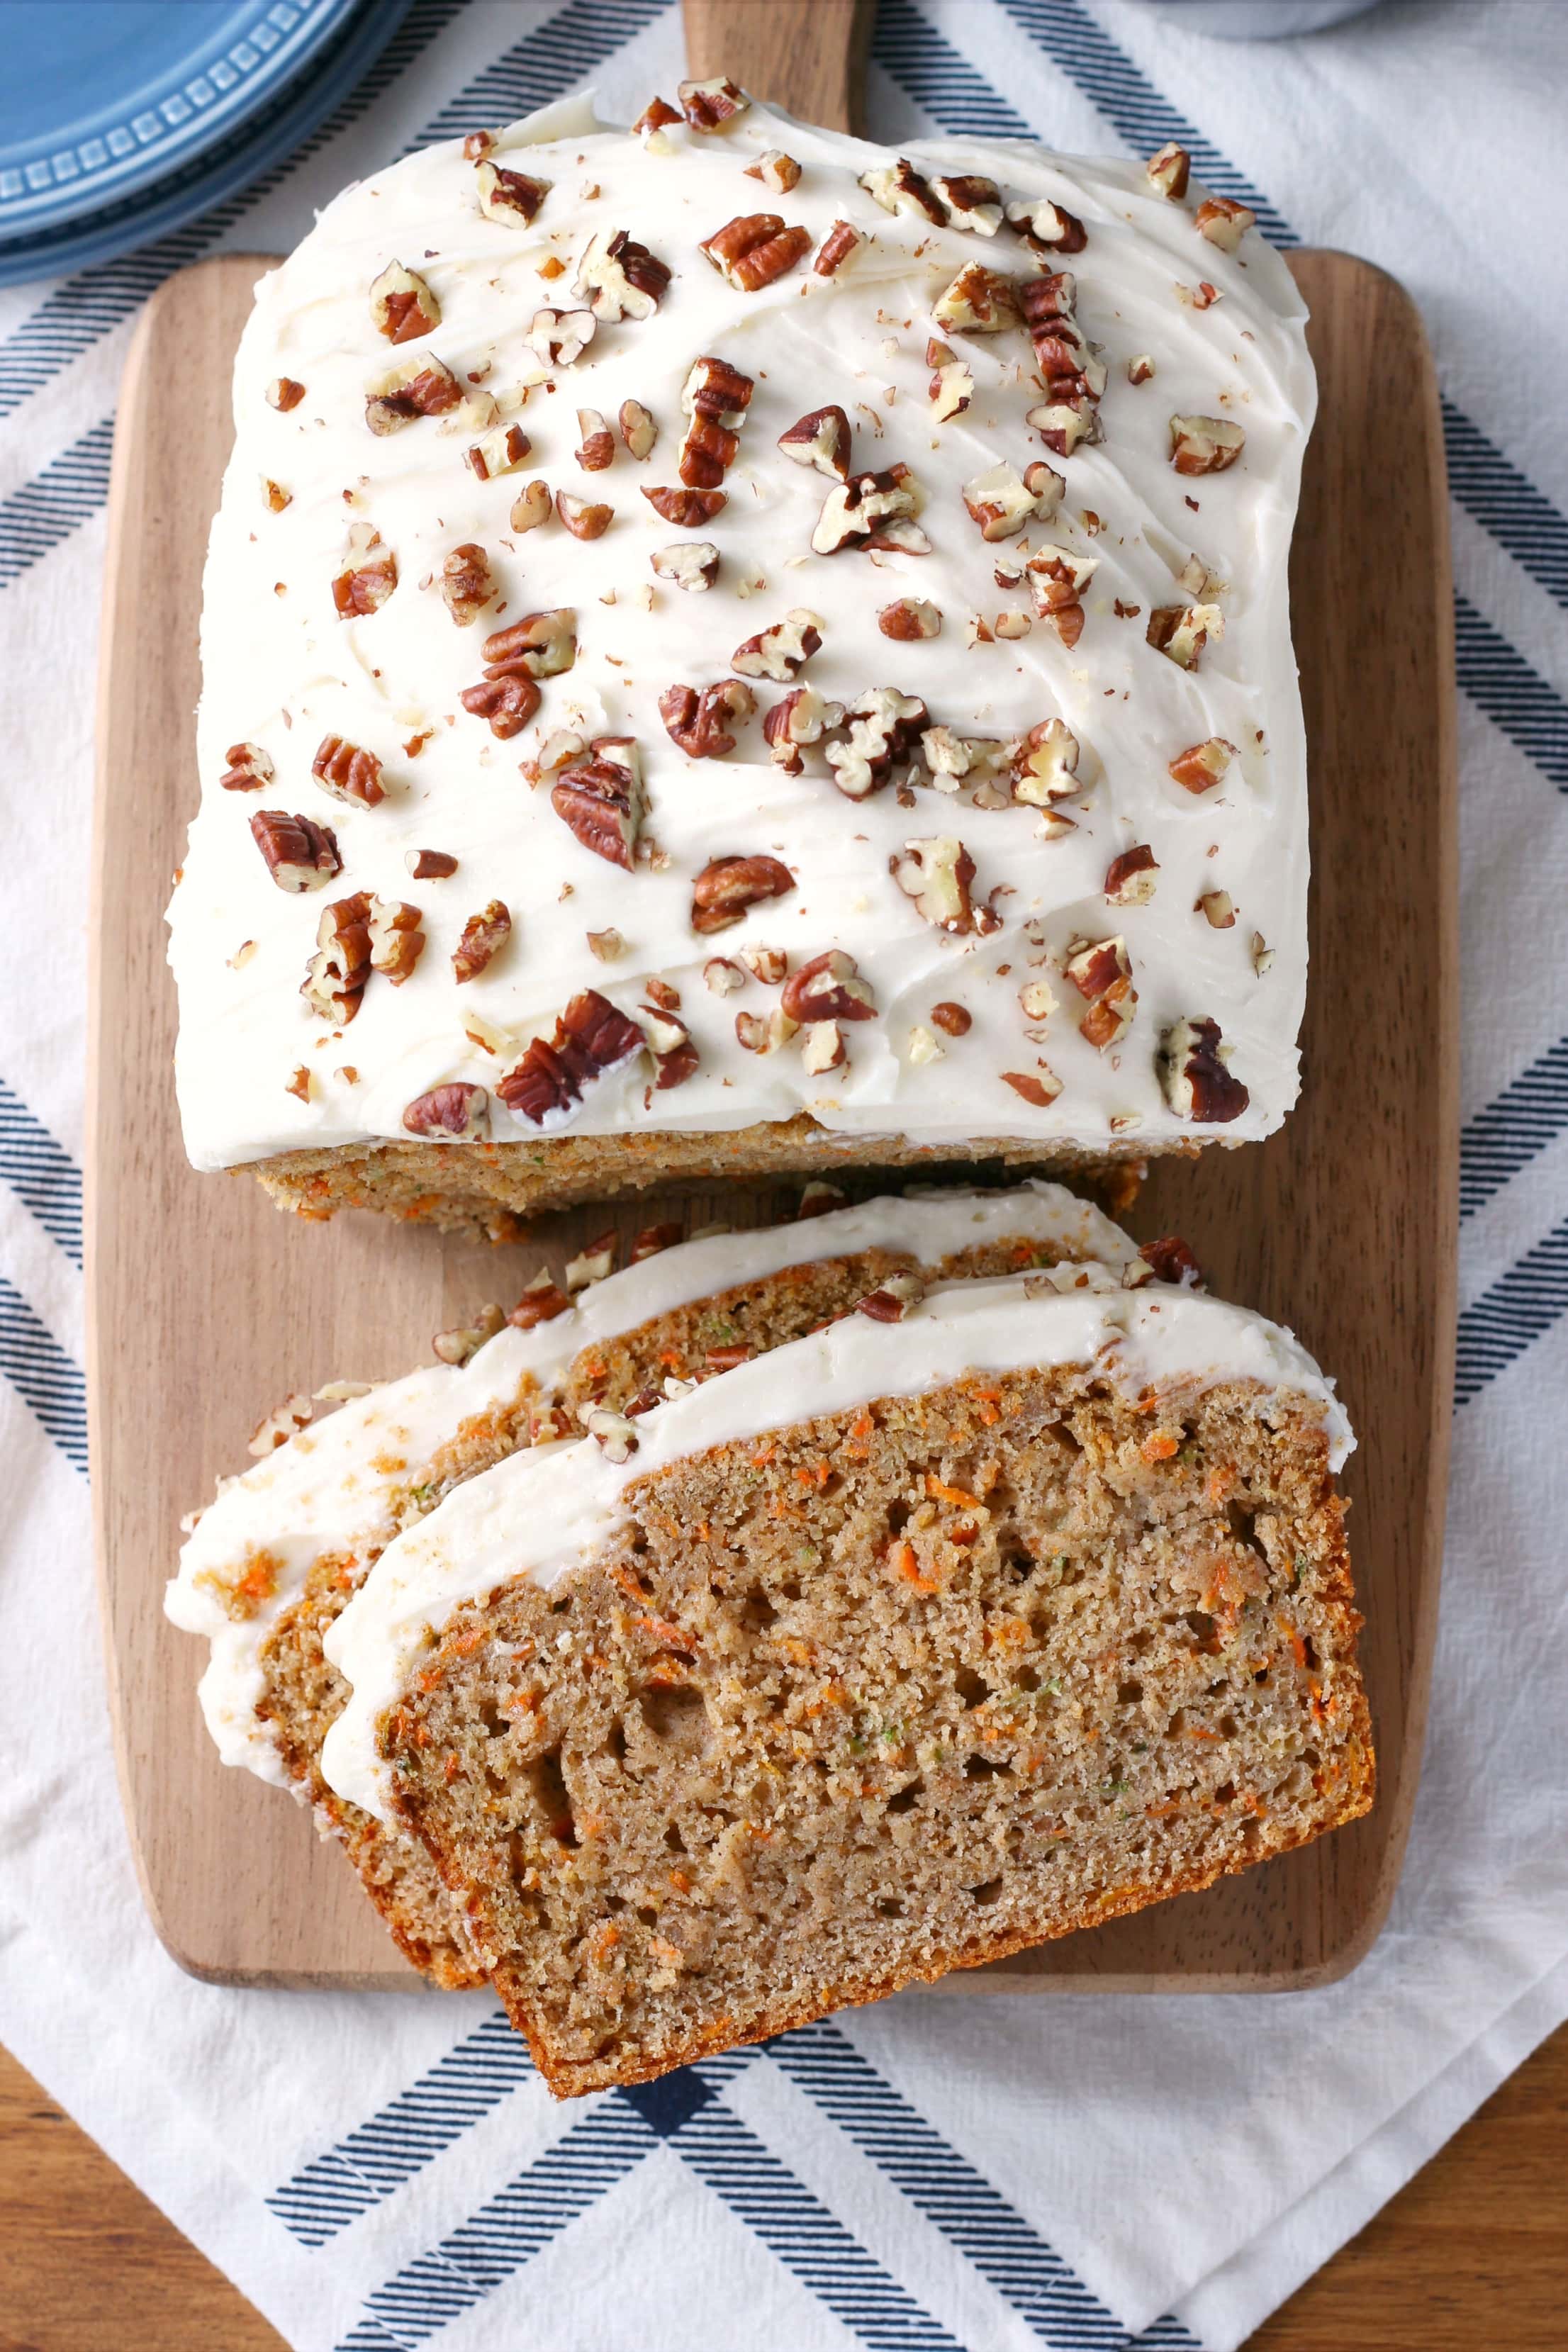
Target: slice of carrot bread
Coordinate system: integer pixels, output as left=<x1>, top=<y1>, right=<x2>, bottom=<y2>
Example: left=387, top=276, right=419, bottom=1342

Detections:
left=323, top=1275, right=1370, bottom=2093
left=166, top=1182, right=1143, bottom=1983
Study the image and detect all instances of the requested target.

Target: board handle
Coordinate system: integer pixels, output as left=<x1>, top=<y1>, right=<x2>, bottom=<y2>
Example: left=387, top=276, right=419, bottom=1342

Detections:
left=682, top=0, right=873, bottom=135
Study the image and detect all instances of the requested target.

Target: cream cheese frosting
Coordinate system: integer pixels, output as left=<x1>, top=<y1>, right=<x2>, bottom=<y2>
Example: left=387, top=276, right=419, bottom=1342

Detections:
left=164, top=1179, right=1137, bottom=1780
left=169, top=91, right=1314, bottom=1171
left=320, top=1272, right=1352, bottom=1823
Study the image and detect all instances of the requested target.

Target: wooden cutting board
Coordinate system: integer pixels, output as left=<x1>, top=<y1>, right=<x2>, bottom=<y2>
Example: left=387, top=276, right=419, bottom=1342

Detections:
left=87, top=5, right=1456, bottom=1993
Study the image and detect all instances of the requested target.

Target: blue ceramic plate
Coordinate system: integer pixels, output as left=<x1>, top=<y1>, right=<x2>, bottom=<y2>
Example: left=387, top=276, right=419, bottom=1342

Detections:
left=0, top=0, right=413, bottom=286
left=0, top=0, right=362, bottom=244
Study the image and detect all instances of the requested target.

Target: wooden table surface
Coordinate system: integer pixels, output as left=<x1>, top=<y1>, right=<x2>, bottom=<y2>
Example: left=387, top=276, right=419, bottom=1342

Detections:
left=3, top=2025, right=1565, bottom=2348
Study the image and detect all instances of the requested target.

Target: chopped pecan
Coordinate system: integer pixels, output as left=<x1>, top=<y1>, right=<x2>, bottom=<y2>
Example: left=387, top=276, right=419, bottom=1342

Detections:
left=801, top=1021, right=846, bottom=1076
left=219, top=741, right=273, bottom=792
left=406, top=847, right=457, bottom=879
left=618, top=398, right=657, bottom=459
left=746, top=148, right=801, bottom=193
left=312, top=734, right=384, bottom=808
left=741, top=944, right=787, bottom=985
left=678, top=74, right=750, bottom=129
left=576, top=228, right=670, bottom=319
left=962, top=459, right=1058, bottom=542
left=858, top=159, right=946, bottom=225
left=1006, top=196, right=1086, bottom=253
left=1146, top=142, right=1191, bottom=201
left=433, top=1304, right=505, bottom=1366
left=642, top=483, right=727, bottom=526
left=461, top=610, right=574, bottom=737
left=700, top=213, right=812, bottom=291
left=933, top=172, right=1004, bottom=234
left=463, top=130, right=496, bottom=161
left=250, top=809, right=340, bottom=892
left=1169, top=737, right=1237, bottom=793
left=1001, top=1068, right=1062, bottom=1108
left=690, top=853, right=795, bottom=934
left=659, top=679, right=756, bottom=758
left=678, top=354, right=754, bottom=485
left=332, top=522, right=397, bottom=617
left=732, top=608, right=822, bottom=680
left=705, top=956, right=746, bottom=995
left=632, top=95, right=681, bottom=139
left=566, top=1231, right=618, bottom=1289
left=1065, top=934, right=1136, bottom=1050
left=1141, top=1235, right=1204, bottom=1289
left=814, top=219, right=864, bottom=276
left=1194, top=196, right=1255, bottom=251
left=1128, top=354, right=1156, bottom=386
left=891, top=836, right=997, bottom=935
left=1147, top=601, right=1224, bottom=670
left=267, top=377, right=305, bottom=412
left=929, top=999, right=972, bottom=1036
left=369, top=259, right=439, bottom=342
left=1170, top=415, right=1245, bottom=475
left=452, top=900, right=512, bottom=982
left=439, top=541, right=494, bottom=625
left=475, top=160, right=551, bottom=225
left=556, top=490, right=612, bottom=539
left=1020, top=271, right=1105, bottom=454
left=368, top=896, right=424, bottom=984
left=763, top=685, right=844, bottom=772
left=261, top=477, right=291, bottom=512
left=651, top=540, right=719, bottom=591
left=1197, top=888, right=1235, bottom=929
left=466, top=422, right=532, bottom=481
left=812, top=464, right=929, bottom=556
left=781, top=948, right=877, bottom=1026
left=824, top=687, right=928, bottom=798
left=929, top=357, right=974, bottom=421
left=1158, top=1015, right=1248, bottom=1123
left=575, top=408, right=615, bottom=470
left=403, top=1082, right=488, bottom=1138
left=878, top=597, right=941, bottom=641
left=301, top=892, right=371, bottom=1021
left=932, top=262, right=1021, bottom=333
left=586, top=927, right=625, bottom=962
left=583, top=1405, right=639, bottom=1460
left=525, top=306, right=596, bottom=366
left=924, top=728, right=1008, bottom=791
left=509, top=1270, right=572, bottom=1330
left=778, top=403, right=851, bottom=481
left=644, top=976, right=681, bottom=1011
left=551, top=738, right=646, bottom=867
left=735, top=1007, right=799, bottom=1055
left=1026, top=544, right=1099, bottom=619
left=365, top=352, right=461, bottom=434
left=510, top=478, right=552, bottom=532
left=642, top=1004, right=698, bottom=1089
left=1105, top=844, right=1159, bottom=905
left=498, top=990, right=647, bottom=1126
left=858, top=1270, right=926, bottom=1321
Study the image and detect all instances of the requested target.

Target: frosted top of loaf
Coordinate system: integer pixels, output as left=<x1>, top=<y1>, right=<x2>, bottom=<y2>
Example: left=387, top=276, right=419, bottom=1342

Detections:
left=164, top=1180, right=1138, bottom=1781
left=322, top=1272, right=1351, bottom=1821
left=169, top=89, right=1314, bottom=1171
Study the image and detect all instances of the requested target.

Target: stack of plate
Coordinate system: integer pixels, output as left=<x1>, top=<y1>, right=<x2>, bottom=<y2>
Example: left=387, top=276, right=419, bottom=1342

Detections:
left=0, top=0, right=413, bottom=286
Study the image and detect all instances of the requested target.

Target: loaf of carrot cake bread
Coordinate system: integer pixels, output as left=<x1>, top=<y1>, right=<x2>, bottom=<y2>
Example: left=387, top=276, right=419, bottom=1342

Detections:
left=165, top=1182, right=1144, bottom=1982
left=322, top=1270, right=1367, bottom=2092
left=167, top=82, right=1314, bottom=1236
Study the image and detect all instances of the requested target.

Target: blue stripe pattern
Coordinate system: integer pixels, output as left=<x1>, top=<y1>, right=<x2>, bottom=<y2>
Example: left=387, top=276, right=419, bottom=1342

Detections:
left=1460, top=1036, right=1568, bottom=1221
left=0, top=417, right=115, bottom=585
left=1455, top=1217, right=1568, bottom=1406
left=0, top=1274, right=87, bottom=1472
left=1452, top=593, right=1568, bottom=790
left=0, top=1079, right=82, bottom=1265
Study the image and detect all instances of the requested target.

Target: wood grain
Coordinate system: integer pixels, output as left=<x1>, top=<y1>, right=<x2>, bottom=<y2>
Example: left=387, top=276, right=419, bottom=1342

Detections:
left=88, top=242, right=1454, bottom=1990
left=682, top=0, right=874, bottom=132
left=9, top=2023, right=1567, bottom=2349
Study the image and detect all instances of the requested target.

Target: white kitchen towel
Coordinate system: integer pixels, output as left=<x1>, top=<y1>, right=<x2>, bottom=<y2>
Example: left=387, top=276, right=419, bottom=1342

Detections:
left=3, top=3, right=1566, bottom=2347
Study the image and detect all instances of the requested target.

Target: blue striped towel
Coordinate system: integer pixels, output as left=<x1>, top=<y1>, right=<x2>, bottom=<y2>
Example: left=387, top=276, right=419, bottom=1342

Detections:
left=3, top=4, right=1566, bottom=2346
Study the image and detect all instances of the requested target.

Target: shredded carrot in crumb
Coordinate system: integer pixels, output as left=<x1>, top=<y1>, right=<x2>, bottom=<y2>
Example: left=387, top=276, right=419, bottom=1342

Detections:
left=508, top=1689, right=539, bottom=1714
left=851, top=1412, right=873, bottom=1437
left=968, top=1384, right=1004, bottom=1402
left=1183, top=1723, right=1219, bottom=1740
left=696, top=1519, right=712, bottom=1542
left=751, top=1441, right=775, bottom=1467
left=887, top=1539, right=940, bottom=1595
left=1206, top=1463, right=1238, bottom=1503
left=635, top=1611, right=697, bottom=1654
left=443, top=1755, right=461, bottom=1783
left=668, top=1869, right=691, bottom=1894
left=925, top=1474, right=980, bottom=1508
left=1141, top=1432, right=1180, bottom=1462
left=590, top=1921, right=620, bottom=1961
left=1276, top=1615, right=1308, bottom=1671
left=660, top=1348, right=683, bottom=1370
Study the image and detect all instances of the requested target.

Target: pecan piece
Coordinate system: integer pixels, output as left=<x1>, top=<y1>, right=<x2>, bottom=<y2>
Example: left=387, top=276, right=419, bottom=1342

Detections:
left=1146, top=142, right=1191, bottom=200
left=509, top=1270, right=573, bottom=1330
left=857, top=1270, right=927, bottom=1321
left=403, top=1082, right=488, bottom=1138
left=781, top=949, right=877, bottom=1026
left=778, top=403, right=851, bottom=481
left=1105, top=845, right=1159, bottom=905
left=497, top=989, right=646, bottom=1125
left=331, top=522, right=397, bottom=617
left=931, top=262, right=1021, bottom=334
left=1194, top=197, right=1255, bottom=251
left=678, top=74, right=749, bottom=130
left=406, top=847, right=457, bottom=879
left=801, top=1021, right=846, bottom=1076
left=551, top=738, right=646, bottom=868
left=700, top=213, right=812, bottom=292
left=890, top=836, right=997, bottom=935
left=1197, top=889, right=1235, bottom=929
left=301, top=892, right=371, bottom=1022
left=510, top=479, right=552, bottom=533
left=1168, top=737, right=1236, bottom=793
left=1147, top=602, right=1225, bottom=670
left=250, top=810, right=340, bottom=892
left=929, top=1000, right=972, bottom=1037
left=556, top=491, right=612, bottom=539
left=365, top=353, right=461, bottom=435
left=1006, top=196, right=1086, bottom=254
left=1026, top=544, right=1099, bottom=621
left=814, top=219, right=864, bottom=276
left=1141, top=1235, right=1204, bottom=1289
left=690, top=853, right=795, bottom=934
left=452, top=900, right=511, bottom=982
left=1020, top=271, right=1106, bottom=454
left=929, top=356, right=974, bottom=422
left=369, top=896, right=425, bottom=984
left=659, top=679, right=756, bottom=758
left=576, top=228, right=670, bottom=320
left=632, top=96, right=681, bottom=140
left=460, top=610, right=574, bottom=739
left=732, top=608, right=822, bottom=680
left=219, top=742, right=273, bottom=793
left=312, top=734, right=384, bottom=808
left=878, top=598, right=941, bottom=641
left=933, top=172, right=1003, bottom=234
left=369, top=259, right=439, bottom=342
left=475, top=161, right=551, bottom=225
left=525, top=306, right=596, bottom=366
left=746, top=148, right=801, bottom=194
left=678, top=354, right=754, bottom=485
left=1158, top=1016, right=1248, bottom=1122
left=619, top=399, right=656, bottom=459
left=632, top=1221, right=684, bottom=1261
left=1065, top=935, right=1136, bottom=1050
left=466, top=422, right=532, bottom=482
left=812, top=464, right=929, bottom=556
left=642, top=484, right=727, bottom=526
left=1001, top=1068, right=1062, bottom=1108
left=824, top=688, right=928, bottom=799
left=763, top=684, right=844, bottom=773
left=642, top=1004, right=698, bottom=1090
left=267, top=377, right=305, bottom=412
left=858, top=159, right=946, bottom=225
left=651, top=541, right=719, bottom=591
left=1170, top=415, right=1245, bottom=475
left=961, top=460, right=1060, bottom=542
left=574, top=408, right=615, bottom=471
left=439, top=541, right=494, bottom=626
